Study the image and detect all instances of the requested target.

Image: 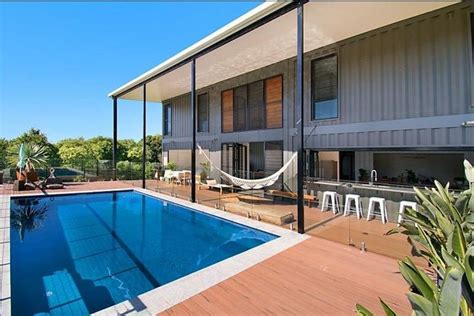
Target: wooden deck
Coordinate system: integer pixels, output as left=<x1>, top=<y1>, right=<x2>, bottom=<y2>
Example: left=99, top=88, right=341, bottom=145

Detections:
left=161, top=236, right=410, bottom=315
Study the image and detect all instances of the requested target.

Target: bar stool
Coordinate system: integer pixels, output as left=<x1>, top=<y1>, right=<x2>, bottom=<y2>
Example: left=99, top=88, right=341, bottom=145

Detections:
left=343, top=194, right=363, bottom=219
left=398, top=201, right=417, bottom=226
left=321, top=191, right=340, bottom=214
left=367, top=197, right=388, bottom=224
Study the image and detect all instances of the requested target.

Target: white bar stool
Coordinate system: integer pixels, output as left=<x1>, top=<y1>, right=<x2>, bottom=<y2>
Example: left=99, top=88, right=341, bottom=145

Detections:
left=398, top=201, right=417, bottom=226
left=367, top=197, right=388, bottom=224
left=321, top=191, right=340, bottom=214
left=343, top=194, right=363, bottom=219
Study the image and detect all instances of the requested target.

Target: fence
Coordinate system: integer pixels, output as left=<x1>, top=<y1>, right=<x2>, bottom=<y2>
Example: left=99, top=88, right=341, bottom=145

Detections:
left=0, top=160, right=161, bottom=183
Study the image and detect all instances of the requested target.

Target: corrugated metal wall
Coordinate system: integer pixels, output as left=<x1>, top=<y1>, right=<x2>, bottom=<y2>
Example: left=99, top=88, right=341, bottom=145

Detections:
left=304, top=3, right=472, bottom=126
left=302, top=2, right=474, bottom=149
left=164, top=2, right=474, bottom=152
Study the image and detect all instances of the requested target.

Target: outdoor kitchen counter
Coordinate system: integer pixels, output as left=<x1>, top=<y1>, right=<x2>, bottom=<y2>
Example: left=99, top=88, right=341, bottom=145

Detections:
left=307, top=180, right=417, bottom=223
left=312, top=180, right=416, bottom=194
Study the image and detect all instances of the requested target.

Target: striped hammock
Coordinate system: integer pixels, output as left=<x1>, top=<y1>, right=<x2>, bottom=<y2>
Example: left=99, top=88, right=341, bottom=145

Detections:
left=198, top=144, right=297, bottom=190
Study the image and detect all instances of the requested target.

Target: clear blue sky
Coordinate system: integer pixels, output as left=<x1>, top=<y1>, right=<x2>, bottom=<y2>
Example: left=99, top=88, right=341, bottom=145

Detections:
left=0, top=2, right=261, bottom=143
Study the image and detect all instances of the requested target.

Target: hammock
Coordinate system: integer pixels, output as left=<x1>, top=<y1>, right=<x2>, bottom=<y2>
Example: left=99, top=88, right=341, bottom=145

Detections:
left=198, top=144, right=297, bottom=190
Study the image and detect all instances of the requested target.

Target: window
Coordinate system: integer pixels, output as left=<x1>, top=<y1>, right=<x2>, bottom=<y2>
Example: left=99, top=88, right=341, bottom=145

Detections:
left=233, top=85, right=247, bottom=131
left=221, top=75, right=282, bottom=133
left=197, top=93, right=209, bottom=132
left=248, top=81, right=265, bottom=130
left=163, top=104, right=172, bottom=136
left=312, top=55, right=338, bottom=120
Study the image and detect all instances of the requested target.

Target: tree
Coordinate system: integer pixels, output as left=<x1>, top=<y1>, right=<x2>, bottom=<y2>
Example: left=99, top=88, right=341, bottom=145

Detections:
left=10, top=128, right=49, bottom=146
left=117, top=139, right=136, bottom=161
left=126, top=142, right=142, bottom=162
left=122, top=135, right=162, bottom=163
left=146, top=134, right=162, bottom=163
left=56, top=138, right=92, bottom=165
left=88, top=136, right=113, bottom=161
left=0, top=138, right=8, bottom=169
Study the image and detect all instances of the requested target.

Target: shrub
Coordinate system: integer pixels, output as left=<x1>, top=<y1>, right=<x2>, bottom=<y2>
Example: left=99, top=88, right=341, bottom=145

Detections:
left=164, top=162, right=177, bottom=171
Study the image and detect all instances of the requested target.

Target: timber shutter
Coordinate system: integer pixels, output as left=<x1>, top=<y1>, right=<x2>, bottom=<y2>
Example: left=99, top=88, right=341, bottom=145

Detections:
left=265, top=76, right=283, bottom=128
left=221, top=75, right=283, bottom=133
left=222, top=90, right=233, bottom=132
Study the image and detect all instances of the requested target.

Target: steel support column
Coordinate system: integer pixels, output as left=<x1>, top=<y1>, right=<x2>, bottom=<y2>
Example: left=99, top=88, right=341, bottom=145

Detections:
left=191, top=59, right=197, bottom=202
left=112, top=97, right=118, bottom=181
left=296, top=0, right=305, bottom=233
left=142, top=84, right=147, bottom=189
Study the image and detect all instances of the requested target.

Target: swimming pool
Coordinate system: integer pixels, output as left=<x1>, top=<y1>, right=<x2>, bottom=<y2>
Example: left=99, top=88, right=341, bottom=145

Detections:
left=9, top=190, right=277, bottom=315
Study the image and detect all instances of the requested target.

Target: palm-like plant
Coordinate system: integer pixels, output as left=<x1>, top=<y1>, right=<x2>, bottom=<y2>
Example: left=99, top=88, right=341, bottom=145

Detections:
left=356, top=160, right=474, bottom=316
left=7, top=142, right=49, bottom=171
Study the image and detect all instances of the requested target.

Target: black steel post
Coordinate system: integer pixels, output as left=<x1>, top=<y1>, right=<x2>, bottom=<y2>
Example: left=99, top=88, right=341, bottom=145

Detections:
left=296, top=0, right=305, bottom=234
left=112, top=97, right=118, bottom=181
left=142, top=84, right=147, bottom=189
left=191, top=59, right=197, bottom=202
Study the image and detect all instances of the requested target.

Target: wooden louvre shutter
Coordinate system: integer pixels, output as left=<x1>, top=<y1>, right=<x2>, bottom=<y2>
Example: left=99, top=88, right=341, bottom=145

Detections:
left=265, top=76, right=283, bottom=128
left=222, top=89, right=233, bottom=132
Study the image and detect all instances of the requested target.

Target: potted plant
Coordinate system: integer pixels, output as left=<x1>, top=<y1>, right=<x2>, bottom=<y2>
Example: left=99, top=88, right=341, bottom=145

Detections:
left=7, top=143, right=49, bottom=183
left=200, top=161, right=210, bottom=183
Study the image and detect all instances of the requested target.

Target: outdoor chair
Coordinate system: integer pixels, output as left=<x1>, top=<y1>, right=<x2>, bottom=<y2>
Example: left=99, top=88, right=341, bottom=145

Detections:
left=183, top=171, right=192, bottom=185
left=162, top=169, right=175, bottom=182
left=174, top=172, right=184, bottom=185
left=204, top=179, right=233, bottom=194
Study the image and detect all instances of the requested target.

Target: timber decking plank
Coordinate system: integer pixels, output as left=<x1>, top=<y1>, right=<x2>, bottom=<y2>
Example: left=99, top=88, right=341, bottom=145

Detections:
left=161, top=237, right=410, bottom=315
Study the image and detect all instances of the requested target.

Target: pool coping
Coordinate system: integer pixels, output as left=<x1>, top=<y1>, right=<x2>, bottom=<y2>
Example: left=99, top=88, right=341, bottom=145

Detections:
left=1, top=187, right=309, bottom=315
left=0, top=194, right=10, bottom=316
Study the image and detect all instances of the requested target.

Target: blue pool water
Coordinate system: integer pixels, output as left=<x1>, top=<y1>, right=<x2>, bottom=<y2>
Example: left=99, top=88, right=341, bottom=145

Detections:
left=10, top=190, right=277, bottom=315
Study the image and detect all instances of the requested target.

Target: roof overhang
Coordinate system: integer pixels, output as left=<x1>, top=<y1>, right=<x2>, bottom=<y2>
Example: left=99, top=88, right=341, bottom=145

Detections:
left=109, top=1, right=460, bottom=102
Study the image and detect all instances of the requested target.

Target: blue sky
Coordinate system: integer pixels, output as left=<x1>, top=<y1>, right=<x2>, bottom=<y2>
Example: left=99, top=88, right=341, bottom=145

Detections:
left=0, top=1, right=261, bottom=143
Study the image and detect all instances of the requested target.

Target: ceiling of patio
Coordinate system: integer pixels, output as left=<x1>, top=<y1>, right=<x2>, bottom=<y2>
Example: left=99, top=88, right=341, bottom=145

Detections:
left=117, top=1, right=459, bottom=102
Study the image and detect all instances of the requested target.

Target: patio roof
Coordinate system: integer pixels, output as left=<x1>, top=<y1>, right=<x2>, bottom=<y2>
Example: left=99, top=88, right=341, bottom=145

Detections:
left=109, top=1, right=458, bottom=102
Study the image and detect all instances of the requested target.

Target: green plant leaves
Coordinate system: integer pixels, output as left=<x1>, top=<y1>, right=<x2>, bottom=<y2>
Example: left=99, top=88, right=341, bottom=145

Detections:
left=399, top=258, right=437, bottom=301
left=447, top=222, right=467, bottom=260
left=464, top=248, right=474, bottom=293
left=407, top=293, right=438, bottom=316
left=439, top=267, right=463, bottom=315
left=355, top=304, right=374, bottom=316
left=356, top=161, right=474, bottom=316
left=380, top=299, right=397, bottom=316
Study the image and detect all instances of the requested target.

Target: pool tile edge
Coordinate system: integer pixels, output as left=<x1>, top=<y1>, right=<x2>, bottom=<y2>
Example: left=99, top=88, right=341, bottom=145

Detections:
left=0, top=195, right=11, bottom=316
